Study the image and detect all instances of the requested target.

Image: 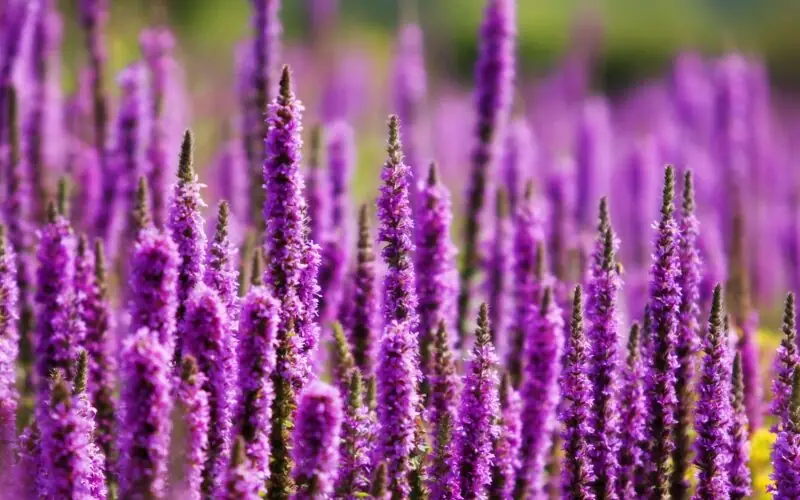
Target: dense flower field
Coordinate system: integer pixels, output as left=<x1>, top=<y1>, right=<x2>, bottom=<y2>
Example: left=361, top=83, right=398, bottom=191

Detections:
left=0, top=0, right=799, bottom=498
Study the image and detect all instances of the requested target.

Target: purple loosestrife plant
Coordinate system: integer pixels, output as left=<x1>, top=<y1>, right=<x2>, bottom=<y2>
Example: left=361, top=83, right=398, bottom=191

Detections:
left=514, top=287, right=564, bottom=499
left=671, top=171, right=702, bottom=499
left=305, top=126, right=327, bottom=247
left=349, top=205, right=378, bottom=375
left=183, top=283, right=236, bottom=495
left=456, top=303, right=500, bottom=499
left=292, top=381, right=343, bottom=499
left=0, top=225, right=18, bottom=471
left=377, top=319, right=420, bottom=498
left=15, top=422, right=43, bottom=498
left=770, top=368, right=800, bottom=500
left=221, top=436, right=262, bottom=500
left=508, top=183, right=546, bottom=387
left=772, top=293, right=798, bottom=430
left=204, top=200, right=240, bottom=324
left=378, top=115, right=419, bottom=329
left=729, top=353, right=751, bottom=500
left=73, top=351, right=109, bottom=499
left=692, top=285, right=732, bottom=500
left=574, top=98, right=612, bottom=232
left=490, top=373, right=522, bottom=500
left=168, top=130, right=208, bottom=358
left=416, top=163, right=457, bottom=383
left=586, top=199, right=622, bottom=500
left=246, top=0, right=280, bottom=228
left=235, top=282, right=279, bottom=484
left=484, top=189, right=511, bottom=347
left=559, top=286, right=596, bottom=500
left=457, top=0, right=516, bottom=345
left=77, top=0, right=109, bottom=170
left=263, top=66, right=320, bottom=388
left=178, top=355, right=210, bottom=500
left=429, top=411, right=461, bottom=500
left=140, top=27, right=176, bottom=227
left=645, top=166, right=682, bottom=498
left=618, top=324, right=648, bottom=498
left=117, top=328, right=173, bottom=499
left=336, top=370, right=371, bottom=498
left=331, top=322, right=357, bottom=396
left=76, top=238, right=117, bottom=485
left=502, top=120, right=534, bottom=215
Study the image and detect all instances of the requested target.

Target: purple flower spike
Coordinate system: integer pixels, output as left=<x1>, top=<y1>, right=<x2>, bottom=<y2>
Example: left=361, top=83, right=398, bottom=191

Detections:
left=349, top=205, right=378, bottom=375
left=586, top=199, right=621, bottom=500
left=221, top=436, right=262, bottom=500
left=128, top=224, right=179, bottom=348
left=416, top=163, right=457, bottom=379
left=484, top=189, right=511, bottom=347
left=76, top=238, right=116, bottom=481
left=377, top=320, right=420, bottom=498
left=35, top=204, right=81, bottom=395
left=729, top=353, right=752, bottom=500
left=293, top=381, right=343, bottom=500
left=560, top=286, right=596, bottom=500
left=456, top=303, right=500, bottom=499
left=429, top=411, right=461, bottom=500
left=770, top=368, right=800, bottom=499
left=204, top=200, right=240, bottom=324
left=772, top=293, right=798, bottom=430
left=0, top=226, right=18, bottom=471
left=168, top=130, right=208, bottom=356
left=263, top=66, right=320, bottom=387
left=378, top=115, right=418, bottom=329
left=235, top=284, right=279, bottom=483
left=305, top=126, right=327, bottom=247
left=645, top=166, right=681, bottom=497
left=178, top=355, right=210, bottom=500
left=184, top=283, right=236, bottom=495
left=515, top=288, right=563, bottom=498
left=40, top=373, right=99, bottom=499
left=671, top=170, right=702, bottom=499
left=490, top=373, right=522, bottom=500
left=458, top=0, right=516, bottom=346
left=693, top=285, right=732, bottom=499
left=502, top=120, right=535, bottom=214
left=618, top=324, right=648, bottom=498
left=77, top=0, right=109, bottom=170
left=336, top=370, right=371, bottom=498
left=575, top=98, right=612, bottom=231
left=427, top=322, right=460, bottom=500
left=118, top=328, right=173, bottom=499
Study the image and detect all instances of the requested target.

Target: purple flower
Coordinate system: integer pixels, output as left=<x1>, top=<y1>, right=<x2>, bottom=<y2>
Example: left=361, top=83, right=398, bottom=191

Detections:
left=221, top=436, right=262, bottom=500
left=75, top=238, right=116, bottom=482
left=483, top=189, right=511, bottom=347
left=585, top=200, right=621, bottom=499
left=416, top=163, right=457, bottom=380
left=128, top=225, right=179, bottom=348
left=305, top=126, right=327, bottom=247
left=575, top=98, right=612, bottom=231
left=139, top=27, right=176, bottom=227
left=40, top=374, right=100, bottom=499
left=73, top=351, right=109, bottom=499
left=501, top=120, right=534, bottom=214
left=672, top=170, right=702, bottom=498
left=348, top=205, right=378, bottom=375
left=693, top=285, right=732, bottom=499
left=645, top=166, right=682, bottom=497
left=168, top=130, right=208, bottom=355
left=0, top=226, right=18, bottom=472
left=456, top=303, right=500, bottom=498
left=515, top=288, right=563, bottom=498
left=772, top=293, right=798, bottom=430
left=184, top=283, right=237, bottom=495
left=336, top=371, right=371, bottom=498
left=378, top=115, right=418, bottom=329
left=293, top=381, right=343, bottom=500
left=429, top=412, right=461, bottom=500
left=507, top=184, right=546, bottom=386
left=15, top=422, right=43, bottom=498
left=490, top=373, right=522, bottom=500
left=729, top=353, right=752, bottom=499
left=392, top=23, right=428, bottom=200
left=376, top=320, right=419, bottom=498
left=178, top=355, right=210, bottom=500
left=204, top=201, right=240, bottom=324
left=560, top=286, right=596, bottom=499
left=234, top=284, right=279, bottom=483
left=617, top=324, right=648, bottom=498
left=263, top=66, right=320, bottom=387
left=77, top=0, right=109, bottom=169
left=770, top=368, right=800, bottom=500
left=118, top=328, right=173, bottom=499
left=331, top=322, right=356, bottom=396
left=458, top=0, right=516, bottom=346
